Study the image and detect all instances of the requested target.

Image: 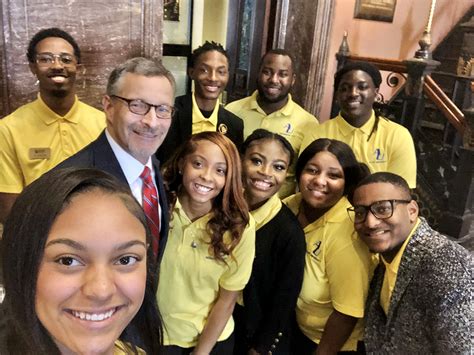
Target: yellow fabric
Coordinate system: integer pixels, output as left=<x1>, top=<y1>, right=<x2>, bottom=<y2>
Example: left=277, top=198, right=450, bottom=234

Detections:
left=114, top=340, right=145, bottom=354
left=0, top=95, right=105, bottom=192
left=380, top=218, right=421, bottom=315
left=226, top=91, right=319, bottom=197
left=191, top=92, right=219, bottom=134
left=158, top=198, right=256, bottom=347
left=251, top=194, right=282, bottom=231
left=284, top=194, right=375, bottom=351
left=300, top=111, right=417, bottom=188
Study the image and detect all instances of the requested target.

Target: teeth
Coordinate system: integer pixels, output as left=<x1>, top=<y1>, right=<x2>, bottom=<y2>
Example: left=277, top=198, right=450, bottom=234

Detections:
left=253, top=180, right=272, bottom=190
left=51, top=76, right=66, bottom=83
left=205, top=85, right=219, bottom=92
left=195, top=183, right=212, bottom=192
left=71, top=309, right=115, bottom=322
left=266, top=87, right=280, bottom=94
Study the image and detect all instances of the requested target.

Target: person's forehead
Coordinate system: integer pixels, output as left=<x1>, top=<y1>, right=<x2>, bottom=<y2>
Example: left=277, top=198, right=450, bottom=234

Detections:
left=262, top=54, right=292, bottom=69
left=354, top=182, right=406, bottom=203
left=35, top=36, right=74, bottom=53
left=195, top=50, right=228, bottom=65
left=117, top=73, right=172, bottom=93
left=340, top=70, right=374, bottom=85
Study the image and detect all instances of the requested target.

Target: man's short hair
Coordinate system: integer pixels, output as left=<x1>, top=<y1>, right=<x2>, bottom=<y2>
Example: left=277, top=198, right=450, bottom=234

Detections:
left=349, top=172, right=412, bottom=204
left=259, top=48, right=296, bottom=72
left=27, top=27, right=81, bottom=63
left=189, top=41, right=229, bottom=69
left=106, top=57, right=176, bottom=96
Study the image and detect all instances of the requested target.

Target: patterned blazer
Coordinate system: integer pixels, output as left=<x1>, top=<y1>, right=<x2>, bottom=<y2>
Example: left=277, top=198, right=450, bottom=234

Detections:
left=364, top=218, right=473, bottom=354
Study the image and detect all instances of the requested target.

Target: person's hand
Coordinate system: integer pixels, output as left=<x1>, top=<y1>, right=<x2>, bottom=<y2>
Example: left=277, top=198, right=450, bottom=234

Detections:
left=248, top=348, right=260, bottom=355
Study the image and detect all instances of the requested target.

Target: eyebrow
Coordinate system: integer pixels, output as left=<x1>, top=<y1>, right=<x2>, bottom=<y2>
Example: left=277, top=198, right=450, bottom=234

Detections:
left=45, top=238, right=146, bottom=251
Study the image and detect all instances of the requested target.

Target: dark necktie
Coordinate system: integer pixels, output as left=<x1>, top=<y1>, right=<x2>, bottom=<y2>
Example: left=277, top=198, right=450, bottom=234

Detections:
left=140, top=166, right=160, bottom=256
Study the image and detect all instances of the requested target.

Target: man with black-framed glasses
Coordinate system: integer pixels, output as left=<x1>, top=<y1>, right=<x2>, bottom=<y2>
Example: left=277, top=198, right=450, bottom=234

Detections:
left=0, top=28, right=105, bottom=224
left=348, top=172, right=472, bottom=354
left=56, top=57, right=176, bottom=262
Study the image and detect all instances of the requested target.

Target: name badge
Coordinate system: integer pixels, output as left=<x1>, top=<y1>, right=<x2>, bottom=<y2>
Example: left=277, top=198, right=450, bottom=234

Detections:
left=29, top=148, right=51, bottom=160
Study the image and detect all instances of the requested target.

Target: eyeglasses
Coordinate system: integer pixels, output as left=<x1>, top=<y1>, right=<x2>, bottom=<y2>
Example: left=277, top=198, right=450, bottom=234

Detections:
left=111, top=95, right=175, bottom=119
left=347, top=199, right=411, bottom=223
left=36, top=53, right=77, bottom=67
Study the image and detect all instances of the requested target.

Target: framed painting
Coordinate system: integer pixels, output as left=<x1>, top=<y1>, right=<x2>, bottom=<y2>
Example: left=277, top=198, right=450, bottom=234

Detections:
left=354, top=0, right=397, bottom=23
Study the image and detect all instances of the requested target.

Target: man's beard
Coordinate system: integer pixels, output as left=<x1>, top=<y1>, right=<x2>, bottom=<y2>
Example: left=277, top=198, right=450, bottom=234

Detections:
left=50, top=88, right=69, bottom=98
left=257, top=84, right=290, bottom=104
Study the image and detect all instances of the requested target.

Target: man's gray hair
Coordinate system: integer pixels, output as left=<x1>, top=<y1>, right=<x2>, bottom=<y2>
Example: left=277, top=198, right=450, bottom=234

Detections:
left=106, top=57, right=176, bottom=95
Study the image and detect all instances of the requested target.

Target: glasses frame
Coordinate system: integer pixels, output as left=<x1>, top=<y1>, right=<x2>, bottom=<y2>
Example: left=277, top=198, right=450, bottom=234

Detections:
left=110, top=95, right=175, bottom=119
left=347, top=199, right=412, bottom=223
left=35, top=52, right=77, bottom=67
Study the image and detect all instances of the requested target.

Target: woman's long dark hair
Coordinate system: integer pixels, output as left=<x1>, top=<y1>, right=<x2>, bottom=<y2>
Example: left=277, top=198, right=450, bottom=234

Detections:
left=1, top=167, right=162, bottom=354
left=163, top=131, right=249, bottom=264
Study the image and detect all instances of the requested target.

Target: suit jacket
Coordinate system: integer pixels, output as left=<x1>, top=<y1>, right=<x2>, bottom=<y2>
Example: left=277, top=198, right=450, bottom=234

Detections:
left=56, top=130, right=169, bottom=262
left=156, top=94, right=244, bottom=164
left=364, top=218, right=473, bottom=354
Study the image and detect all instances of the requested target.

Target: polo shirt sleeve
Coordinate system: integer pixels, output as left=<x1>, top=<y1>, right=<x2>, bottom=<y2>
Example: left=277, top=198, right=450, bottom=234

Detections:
left=219, top=216, right=256, bottom=291
left=325, top=222, right=373, bottom=318
left=388, top=125, right=417, bottom=188
left=0, top=121, right=24, bottom=193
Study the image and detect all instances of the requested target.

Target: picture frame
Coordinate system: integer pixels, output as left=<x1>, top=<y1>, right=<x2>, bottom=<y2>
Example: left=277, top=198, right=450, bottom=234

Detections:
left=354, top=0, right=397, bottom=23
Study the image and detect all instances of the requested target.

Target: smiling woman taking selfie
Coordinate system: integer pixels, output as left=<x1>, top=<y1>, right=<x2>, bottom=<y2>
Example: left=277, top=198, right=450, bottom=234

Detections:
left=285, top=138, right=374, bottom=354
left=0, top=168, right=162, bottom=354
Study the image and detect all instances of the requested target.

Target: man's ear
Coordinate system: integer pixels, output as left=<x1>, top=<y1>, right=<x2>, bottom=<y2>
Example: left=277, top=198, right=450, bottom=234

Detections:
left=102, top=95, right=114, bottom=124
left=407, top=199, right=419, bottom=223
left=188, top=67, right=195, bottom=79
left=29, top=63, right=38, bottom=76
left=291, top=73, right=296, bottom=87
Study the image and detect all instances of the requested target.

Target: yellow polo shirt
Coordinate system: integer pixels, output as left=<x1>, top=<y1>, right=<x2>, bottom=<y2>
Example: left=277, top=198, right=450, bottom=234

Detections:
left=251, top=194, right=282, bottom=230
left=226, top=91, right=319, bottom=197
left=191, top=92, right=219, bottom=134
left=300, top=111, right=417, bottom=188
left=114, top=341, right=145, bottom=354
left=157, top=199, right=256, bottom=347
left=0, top=95, right=105, bottom=192
left=284, top=194, right=374, bottom=351
left=380, top=218, right=421, bottom=314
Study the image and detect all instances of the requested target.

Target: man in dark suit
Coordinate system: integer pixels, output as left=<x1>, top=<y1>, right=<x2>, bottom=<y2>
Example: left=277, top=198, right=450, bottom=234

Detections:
left=57, top=57, right=176, bottom=261
left=156, top=41, right=243, bottom=164
left=348, top=172, right=472, bottom=354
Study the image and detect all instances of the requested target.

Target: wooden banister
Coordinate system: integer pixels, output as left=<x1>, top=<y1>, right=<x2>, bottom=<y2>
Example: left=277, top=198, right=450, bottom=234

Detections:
left=424, top=75, right=466, bottom=134
left=345, top=55, right=407, bottom=73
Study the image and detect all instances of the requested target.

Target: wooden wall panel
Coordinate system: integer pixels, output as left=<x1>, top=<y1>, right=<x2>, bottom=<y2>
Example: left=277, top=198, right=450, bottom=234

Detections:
left=0, top=0, right=163, bottom=116
left=273, top=0, right=334, bottom=117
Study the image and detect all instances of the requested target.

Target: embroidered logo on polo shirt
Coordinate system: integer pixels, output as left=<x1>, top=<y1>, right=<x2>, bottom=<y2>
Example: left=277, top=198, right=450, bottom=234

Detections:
left=29, top=148, right=51, bottom=160
left=283, top=123, right=293, bottom=135
left=307, top=241, right=321, bottom=261
left=373, top=148, right=386, bottom=163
